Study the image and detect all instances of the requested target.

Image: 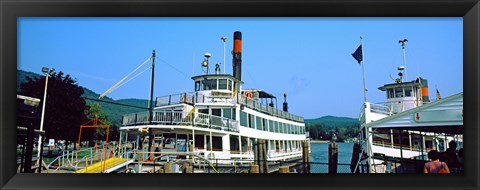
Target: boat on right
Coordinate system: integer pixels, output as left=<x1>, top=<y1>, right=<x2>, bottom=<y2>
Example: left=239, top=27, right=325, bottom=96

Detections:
left=354, top=56, right=463, bottom=174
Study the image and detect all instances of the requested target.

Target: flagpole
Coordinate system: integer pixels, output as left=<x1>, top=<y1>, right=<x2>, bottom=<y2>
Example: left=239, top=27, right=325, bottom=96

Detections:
left=360, top=36, right=367, bottom=103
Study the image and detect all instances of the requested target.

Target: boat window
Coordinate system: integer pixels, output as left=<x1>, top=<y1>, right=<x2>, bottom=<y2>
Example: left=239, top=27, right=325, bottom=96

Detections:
left=269, top=120, right=274, bottom=132
left=223, top=108, right=232, bottom=119
left=194, top=134, right=204, bottom=149
left=212, top=136, right=222, bottom=150
left=195, top=81, right=201, bottom=91
left=202, top=79, right=217, bottom=90
left=387, top=89, right=394, bottom=99
left=218, top=79, right=228, bottom=90
left=240, top=111, right=247, bottom=127
left=198, top=109, right=208, bottom=114
left=256, top=116, right=263, bottom=130
left=395, top=87, right=404, bottom=98
left=212, top=109, right=221, bottom=117
left=228, top=80, right=232, bottom=91
left=404, top=86, right=413, bottom=97
left=262, top=118, right=267, bottom=131
left=248, top=114, right=255, bottom=129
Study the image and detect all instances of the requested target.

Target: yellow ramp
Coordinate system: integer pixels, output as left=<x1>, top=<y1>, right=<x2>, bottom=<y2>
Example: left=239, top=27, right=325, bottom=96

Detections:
left=74, top=158, right=130, bottom=173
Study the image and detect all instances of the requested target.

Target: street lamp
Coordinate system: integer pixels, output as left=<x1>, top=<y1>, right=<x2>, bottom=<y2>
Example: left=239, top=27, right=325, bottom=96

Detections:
left=37, top=67, right=54, bottom=163
left=221, top=36, right=228, bottom=74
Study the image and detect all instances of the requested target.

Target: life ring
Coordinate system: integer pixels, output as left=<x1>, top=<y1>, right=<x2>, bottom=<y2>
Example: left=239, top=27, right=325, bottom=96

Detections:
left=243, top=91, right=253, bottom=99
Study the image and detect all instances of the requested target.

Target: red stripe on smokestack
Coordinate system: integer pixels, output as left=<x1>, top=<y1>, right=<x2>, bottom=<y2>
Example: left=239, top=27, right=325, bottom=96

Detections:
left=234, top=31, right=242, bottom=52
left=233, top=31, right=242, bottom=81
left=234, top=40, right=242, bottom=52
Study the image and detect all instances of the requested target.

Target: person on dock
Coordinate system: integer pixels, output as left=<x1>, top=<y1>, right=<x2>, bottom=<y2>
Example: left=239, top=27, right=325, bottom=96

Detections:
left=424, top=150, right=450, bottom=174
left=445, top=141, right=460, bottom=172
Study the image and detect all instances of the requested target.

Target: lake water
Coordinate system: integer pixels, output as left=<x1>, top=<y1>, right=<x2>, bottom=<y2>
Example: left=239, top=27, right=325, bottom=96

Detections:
left=308, top=142, right=354, bottom=173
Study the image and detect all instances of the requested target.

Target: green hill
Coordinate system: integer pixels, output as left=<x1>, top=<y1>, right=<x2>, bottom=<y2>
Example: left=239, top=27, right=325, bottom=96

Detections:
left=305, top=115, right=359, bottom=128
left=305, top=115, right=360, bottom=142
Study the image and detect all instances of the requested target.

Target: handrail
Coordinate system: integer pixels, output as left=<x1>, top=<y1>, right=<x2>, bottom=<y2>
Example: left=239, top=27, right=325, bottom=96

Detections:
left=153, top=92, right=304, bottom=123
left=369, top=99, right=427, bottom=115
left=156, top=92, right=195, bottom=107
left=372, top=140, right=433, bottom=152
left=235, top=93, right=304, bottom=123
left=122, top=110, right=239, bottom=132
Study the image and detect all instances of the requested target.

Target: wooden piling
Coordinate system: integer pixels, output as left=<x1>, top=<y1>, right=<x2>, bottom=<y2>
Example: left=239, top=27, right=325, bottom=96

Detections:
left=279, top=166, right=290, bottom=173
left=164, top=162, right=174, bottom=173
left=264, top=140, right=269, bottom=173
left=258, top=139, right=264, bottom=173
left=182, top=162, right=190, bottom=173
left=350, top=142, right=361, bottom=173
left=328, top=142, right=338, bottom=173
left=250, top=165, right=259, bottom=173
left=186, top=166, right=193, bottom=173
left=253, top=139, right=259, bottom=167
left=302, top=141, right=311, bottom=173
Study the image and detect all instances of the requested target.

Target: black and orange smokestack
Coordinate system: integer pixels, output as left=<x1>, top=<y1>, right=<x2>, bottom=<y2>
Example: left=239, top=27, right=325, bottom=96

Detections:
left=420, top=78, right=430, bottom=103
left=233, top=31, right=242, bottom=81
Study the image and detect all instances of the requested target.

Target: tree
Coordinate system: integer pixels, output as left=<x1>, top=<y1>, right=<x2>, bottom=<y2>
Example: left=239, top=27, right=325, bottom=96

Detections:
left=19, top=71, right=89, bottom=150
left=84, top=102, right=120, bottom=142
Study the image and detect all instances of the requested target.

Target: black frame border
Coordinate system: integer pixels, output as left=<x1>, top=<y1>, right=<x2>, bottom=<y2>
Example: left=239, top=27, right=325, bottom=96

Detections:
left=1, top=0, right=479, bottom=190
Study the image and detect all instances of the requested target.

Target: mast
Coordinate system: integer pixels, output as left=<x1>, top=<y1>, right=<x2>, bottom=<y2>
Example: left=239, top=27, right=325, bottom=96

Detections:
left=148, top=50, right=155, bottom=154
left=360, top=36, right=367, bottom=103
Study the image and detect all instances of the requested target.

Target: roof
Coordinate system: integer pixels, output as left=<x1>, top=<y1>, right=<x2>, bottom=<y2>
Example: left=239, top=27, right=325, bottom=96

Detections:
left=378, top=77, right=427, bottom=91
left=191, top=74, right=244, bottom=84
left=366, top=92, right=463, bottom=134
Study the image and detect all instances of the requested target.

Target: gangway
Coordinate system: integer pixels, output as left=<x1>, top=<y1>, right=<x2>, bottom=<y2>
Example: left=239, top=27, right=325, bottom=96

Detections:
left=74, top=157, right=133, bottom=173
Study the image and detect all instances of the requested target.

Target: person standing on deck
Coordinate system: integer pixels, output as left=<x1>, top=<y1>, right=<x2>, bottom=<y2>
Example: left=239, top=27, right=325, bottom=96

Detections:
left=445, top=141, right=460, bottom=172
left=424, top=150, right=450, bottom=174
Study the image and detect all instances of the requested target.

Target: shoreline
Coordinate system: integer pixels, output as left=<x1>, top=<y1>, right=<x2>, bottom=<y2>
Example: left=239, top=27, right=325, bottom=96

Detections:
left=310, top=140, right=331, bottom=143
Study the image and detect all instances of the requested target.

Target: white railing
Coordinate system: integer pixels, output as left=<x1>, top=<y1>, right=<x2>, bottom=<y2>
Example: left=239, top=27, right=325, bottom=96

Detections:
left=235, top=93, right=304, bottom=123
left=154, top=92, right=304, bottom=123
left=368, top=99, right=427, bottom=115
left=123, top=110, right=239, bottom=133
left=369, top=103, right=392, bottom=115
left=156, top=92, right=195, bottom=107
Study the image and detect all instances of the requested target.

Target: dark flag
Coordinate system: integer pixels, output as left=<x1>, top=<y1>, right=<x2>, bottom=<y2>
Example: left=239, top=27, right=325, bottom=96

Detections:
left=436, top=86, right=442, bottom=100
left=352, top=45, right=363, bottom=64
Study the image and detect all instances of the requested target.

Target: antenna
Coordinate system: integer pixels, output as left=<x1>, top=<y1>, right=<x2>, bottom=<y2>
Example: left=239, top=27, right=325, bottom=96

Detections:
left=399, top=39, right=408, bottom=82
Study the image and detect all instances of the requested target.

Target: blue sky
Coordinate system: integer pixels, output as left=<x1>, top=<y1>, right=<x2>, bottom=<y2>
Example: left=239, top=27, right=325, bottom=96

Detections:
left=18, top=18, right=463, bottom=119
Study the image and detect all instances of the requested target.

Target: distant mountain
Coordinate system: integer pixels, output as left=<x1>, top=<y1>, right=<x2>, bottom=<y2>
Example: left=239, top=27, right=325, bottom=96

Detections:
left=305, top=115, right=359, bottom=128
left=305, top=116, right=359, bottom=142
left=17, top=69, right=148, bottom=127
left=17, top=70, right=42, bottom=90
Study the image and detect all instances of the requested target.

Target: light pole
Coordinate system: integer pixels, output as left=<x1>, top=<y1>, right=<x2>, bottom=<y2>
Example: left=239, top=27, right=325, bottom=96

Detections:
left=37, top=67, right=54, bottom=163
left=221, top=36, right=228, bottom=74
